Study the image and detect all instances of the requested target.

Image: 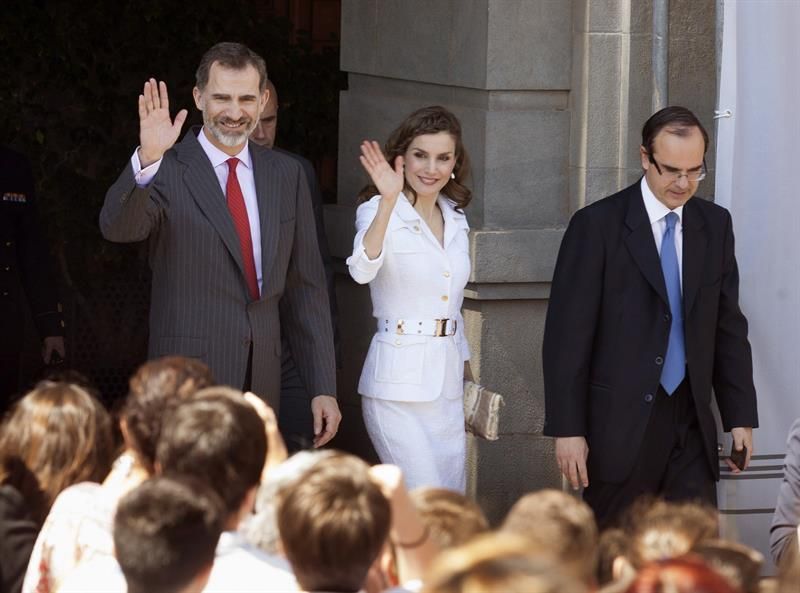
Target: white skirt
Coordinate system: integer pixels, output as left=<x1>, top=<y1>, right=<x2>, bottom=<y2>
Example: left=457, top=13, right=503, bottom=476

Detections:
left=362, top=394, right=466, bottom=492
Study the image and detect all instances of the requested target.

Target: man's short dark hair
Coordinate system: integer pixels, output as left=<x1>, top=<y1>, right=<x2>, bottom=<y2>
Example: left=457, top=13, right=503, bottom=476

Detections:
left=276, top=453, right=390, bottom=592
left=196, top=42, right=268, bottom=93
left=155, top=387, right=267, bottom=517
left=114, top=476, right=223, bottom=593
left=642, top=105, right=710, bottom=156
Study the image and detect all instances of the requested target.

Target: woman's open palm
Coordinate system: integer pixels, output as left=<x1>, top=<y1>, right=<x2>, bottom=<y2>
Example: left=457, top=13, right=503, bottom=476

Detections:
left=359, top=141, right=404, bottom=203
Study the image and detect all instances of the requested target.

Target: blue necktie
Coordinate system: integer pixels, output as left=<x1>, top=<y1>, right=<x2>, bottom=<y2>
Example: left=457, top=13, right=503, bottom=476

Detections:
left=660, top=212, right=685, bottom=394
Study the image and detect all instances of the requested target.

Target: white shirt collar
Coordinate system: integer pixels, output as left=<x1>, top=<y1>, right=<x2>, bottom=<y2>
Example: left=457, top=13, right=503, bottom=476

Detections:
left=640, top=176, right=683, bottom=225
left=197, top=127, right=252, bottom=170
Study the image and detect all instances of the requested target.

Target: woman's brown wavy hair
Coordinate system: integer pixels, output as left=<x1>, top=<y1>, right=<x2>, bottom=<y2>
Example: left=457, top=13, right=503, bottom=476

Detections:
left=357, top=105, right=472, bottom=209
left=0, top=381, right=113, bottom=524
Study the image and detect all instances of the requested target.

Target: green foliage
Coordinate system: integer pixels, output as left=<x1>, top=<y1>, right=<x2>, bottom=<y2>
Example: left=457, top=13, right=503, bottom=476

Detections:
left=0, top=0, right=344, bottom=287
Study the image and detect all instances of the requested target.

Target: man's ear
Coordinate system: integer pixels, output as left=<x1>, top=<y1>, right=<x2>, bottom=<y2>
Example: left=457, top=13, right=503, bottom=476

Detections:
left=640, top=145, right=651, bottom=171
left=260, top=89, right=269, bottom=113
left=192, top=87, right=203, bottom=111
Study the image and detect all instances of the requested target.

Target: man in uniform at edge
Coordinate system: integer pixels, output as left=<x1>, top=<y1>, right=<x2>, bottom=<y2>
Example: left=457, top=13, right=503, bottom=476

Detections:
left=543, top=106, right=758, bottom=527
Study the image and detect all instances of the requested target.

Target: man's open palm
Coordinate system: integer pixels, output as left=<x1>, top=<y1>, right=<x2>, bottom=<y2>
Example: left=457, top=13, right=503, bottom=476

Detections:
left=138, top=78, right=187, bottom=167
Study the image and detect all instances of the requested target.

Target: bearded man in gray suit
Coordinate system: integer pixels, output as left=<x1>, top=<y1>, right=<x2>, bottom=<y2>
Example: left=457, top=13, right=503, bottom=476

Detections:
left=100, top=42, right=340, bottom=446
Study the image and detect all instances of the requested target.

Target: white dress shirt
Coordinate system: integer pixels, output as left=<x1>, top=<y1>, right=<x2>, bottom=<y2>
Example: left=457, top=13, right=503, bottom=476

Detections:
left=641, top=176, right=683, bottom=292
left=130, top=129, right=263, bottom=291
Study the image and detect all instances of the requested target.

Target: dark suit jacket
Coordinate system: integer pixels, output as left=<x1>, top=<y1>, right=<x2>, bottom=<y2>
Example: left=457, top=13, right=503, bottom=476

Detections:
left=0, top=484, right=38, bottom=593
left=543, top=180, right=758, bottom=483
left=100, top=131, right=336, bottom=410
left=274, top=147, right=340, bottom=367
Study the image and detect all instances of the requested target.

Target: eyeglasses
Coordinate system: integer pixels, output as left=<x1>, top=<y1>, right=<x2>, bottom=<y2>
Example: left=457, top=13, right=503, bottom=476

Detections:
left=648, top=155, right=707, bottom=182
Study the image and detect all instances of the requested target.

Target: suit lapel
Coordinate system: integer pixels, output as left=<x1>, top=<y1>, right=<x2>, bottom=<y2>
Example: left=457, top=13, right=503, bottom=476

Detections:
left=623, top=184, right=669, bottom=307
left=252, top=144, right=280, bottom=289
left=178, top=131, right=247, bottom=279
left=682, top=199, right=707, bottom=317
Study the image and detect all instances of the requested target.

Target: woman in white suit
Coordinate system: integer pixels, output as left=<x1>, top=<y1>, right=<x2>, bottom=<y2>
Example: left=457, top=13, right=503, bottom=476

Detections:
left=347, top=106, right=472, bottom=491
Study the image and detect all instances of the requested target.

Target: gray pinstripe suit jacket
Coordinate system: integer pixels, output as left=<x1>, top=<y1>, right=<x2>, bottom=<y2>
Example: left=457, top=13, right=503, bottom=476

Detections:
left=100, top=130, right=336, bottom=409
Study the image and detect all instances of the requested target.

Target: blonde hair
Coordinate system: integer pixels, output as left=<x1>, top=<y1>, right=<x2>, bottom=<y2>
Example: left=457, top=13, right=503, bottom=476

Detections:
left=501, top=489, right=598, bottom=585
left=409, top=487, right=488, bottom=548
left=422, top=533, right=587, bottom=593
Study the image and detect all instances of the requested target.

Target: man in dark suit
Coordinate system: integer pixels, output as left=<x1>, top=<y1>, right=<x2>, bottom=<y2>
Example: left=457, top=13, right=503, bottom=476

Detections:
left=1, top=146, right=65, bottom=412
left=101, top=42, right=340, bottom=446
left=250, top=79, right=340, bottom=451
left=543, top=106, right=758, bottom=526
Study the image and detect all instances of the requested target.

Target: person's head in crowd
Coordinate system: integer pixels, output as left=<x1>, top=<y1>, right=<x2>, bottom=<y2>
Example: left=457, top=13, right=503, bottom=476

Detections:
left=276, top=452, right=391, bottom=592
left=501, top=488, right=599, bottom=586
left=623, top=556, right=740, bottom=593
left=0, top=380, right=113, bottom=523
left=251, top=79, right=278, bottom=148
left=597, top=528, right=635, bottom=588
left=122, top=356, right=214, bottom=474
left=621, top=498, right=718, bottom=569
left=691, top=539, right=763, bottom=593
left=155, top=386, right=267, bottom=529
left=114, top=476, right=224, bottom=593
left=193, top=42, right=268, bottom=153
left=358, top=105, right=472, bottom=209
left=409, top=487, right=489, bottom=549
left=244, top=449, right=335, bottom=555
left=422, top=532, right=588, bottom=593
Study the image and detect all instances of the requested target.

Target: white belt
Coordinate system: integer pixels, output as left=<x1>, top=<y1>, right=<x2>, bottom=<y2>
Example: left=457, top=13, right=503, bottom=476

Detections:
left=377, top=318, right=457, bottom=337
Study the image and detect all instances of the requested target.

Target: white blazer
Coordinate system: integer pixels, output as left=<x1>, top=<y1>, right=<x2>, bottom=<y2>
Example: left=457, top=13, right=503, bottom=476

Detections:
left=347, top=193, right=471, bottom=402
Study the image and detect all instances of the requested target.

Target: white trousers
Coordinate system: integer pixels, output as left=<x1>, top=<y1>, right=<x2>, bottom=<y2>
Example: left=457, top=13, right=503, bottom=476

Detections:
left=362, top=395, right=466, bottom=492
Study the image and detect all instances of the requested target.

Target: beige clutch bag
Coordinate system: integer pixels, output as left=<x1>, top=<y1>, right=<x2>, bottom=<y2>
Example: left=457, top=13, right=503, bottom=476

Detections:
left=463, top=380, right=504, bottom=441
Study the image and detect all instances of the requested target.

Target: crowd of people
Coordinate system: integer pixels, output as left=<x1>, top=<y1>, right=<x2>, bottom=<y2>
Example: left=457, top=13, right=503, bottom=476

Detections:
left=0, top=359, right=798, bottom=593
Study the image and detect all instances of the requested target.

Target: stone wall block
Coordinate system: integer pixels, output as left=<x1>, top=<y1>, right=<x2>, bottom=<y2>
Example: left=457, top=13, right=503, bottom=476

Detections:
left=585, top=33, right=624, bottom=169
left=588, top=0, right=629, bottom=33
left=374, top=0, right=455, bottom=84
left=448, top=0, right=490, bottom=88
left=584, top=167, right=625, bottom=205
left=486, top=0, right=572, bottom=90
left=631, top=0, right=654, bottom=34
left=470, top=229, right=564, bottom=284
left=483, top=108, right=570, bottom=229
left=340, top=0, right=378, bottom=73
left=473, top=299, right=548, bottom=435
left=625, top=33, right=653, bottom=170
left=467, top=434, right=560, bottom=525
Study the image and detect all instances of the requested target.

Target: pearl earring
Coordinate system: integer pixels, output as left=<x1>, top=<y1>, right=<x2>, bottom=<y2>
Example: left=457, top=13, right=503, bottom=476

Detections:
left=450, top=172, right=455, bottom=180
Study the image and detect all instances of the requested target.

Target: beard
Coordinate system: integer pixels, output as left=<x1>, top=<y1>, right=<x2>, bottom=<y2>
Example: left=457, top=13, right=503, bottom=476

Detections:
left=204, top=112, right=257, bottom=147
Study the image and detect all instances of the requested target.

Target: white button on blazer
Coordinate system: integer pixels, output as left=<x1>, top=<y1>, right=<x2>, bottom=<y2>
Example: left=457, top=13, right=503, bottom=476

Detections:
left=347, top=193, right=471, bottom=402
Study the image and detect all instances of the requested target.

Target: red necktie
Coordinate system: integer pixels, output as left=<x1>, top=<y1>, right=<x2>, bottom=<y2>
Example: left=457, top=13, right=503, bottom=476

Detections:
left=225, top=158, right=259, bottom=301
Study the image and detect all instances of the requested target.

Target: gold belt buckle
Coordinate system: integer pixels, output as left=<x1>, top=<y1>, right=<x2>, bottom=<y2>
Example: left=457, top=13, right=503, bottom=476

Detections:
left=435, top=318, right=449, bottom=337
left=395, top=319, right=405, bottom=335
